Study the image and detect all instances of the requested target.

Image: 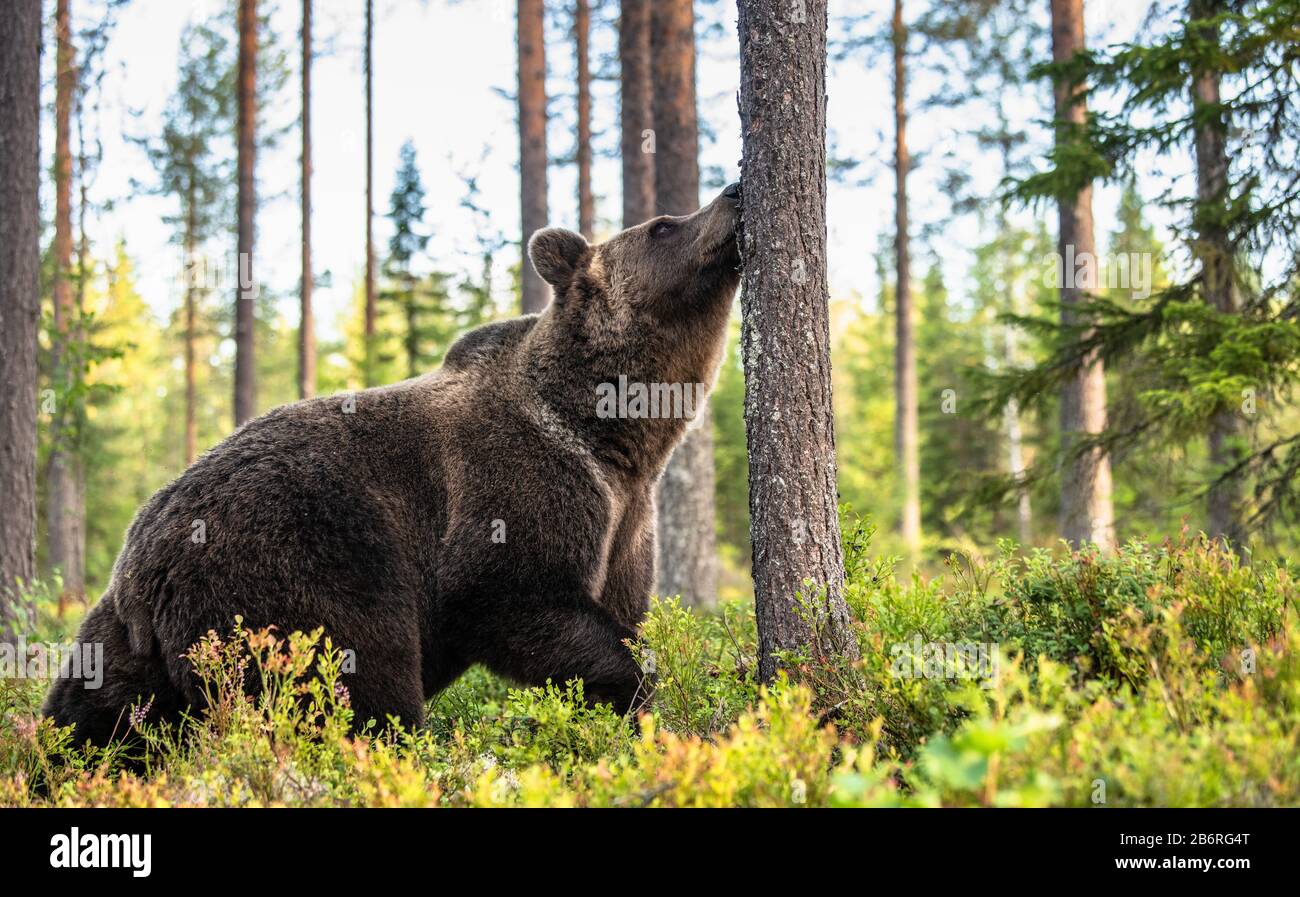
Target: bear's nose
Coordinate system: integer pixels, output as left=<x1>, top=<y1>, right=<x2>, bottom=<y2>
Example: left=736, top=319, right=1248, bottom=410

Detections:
left=722, top=182, right=741, bottom=200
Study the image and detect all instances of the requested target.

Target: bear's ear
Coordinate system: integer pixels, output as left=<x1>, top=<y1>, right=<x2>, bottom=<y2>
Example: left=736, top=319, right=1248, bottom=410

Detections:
left=528, top=228, right=588, bottom=291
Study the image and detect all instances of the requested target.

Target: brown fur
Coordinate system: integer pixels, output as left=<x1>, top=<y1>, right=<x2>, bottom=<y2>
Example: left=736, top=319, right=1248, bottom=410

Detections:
left=44, top=187, right=743, bottom=743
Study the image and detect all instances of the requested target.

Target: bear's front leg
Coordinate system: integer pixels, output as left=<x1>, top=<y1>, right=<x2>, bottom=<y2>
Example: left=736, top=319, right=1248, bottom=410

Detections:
left=459, top=597, right=648, bottom=715
left=439, top=457, right=651, bottom=714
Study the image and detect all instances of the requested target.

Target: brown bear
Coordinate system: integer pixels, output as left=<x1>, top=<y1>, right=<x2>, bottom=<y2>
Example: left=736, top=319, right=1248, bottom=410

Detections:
left=43, top=184, right=743, bottom=744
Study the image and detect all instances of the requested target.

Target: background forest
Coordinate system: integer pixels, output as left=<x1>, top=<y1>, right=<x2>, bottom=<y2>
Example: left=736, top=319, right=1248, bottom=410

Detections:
left=12, top=0, right=1300, bottom=611
left=1, top=0, right=1299, bottom=808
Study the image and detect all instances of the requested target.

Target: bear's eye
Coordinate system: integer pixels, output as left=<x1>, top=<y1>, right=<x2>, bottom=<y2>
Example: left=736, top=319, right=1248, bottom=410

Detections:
left=650, top=220, right=676, bottom=239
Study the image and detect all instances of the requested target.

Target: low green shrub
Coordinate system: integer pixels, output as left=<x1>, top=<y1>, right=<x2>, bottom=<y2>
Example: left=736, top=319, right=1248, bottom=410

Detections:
left=1, top=528, right=1296, bottom=807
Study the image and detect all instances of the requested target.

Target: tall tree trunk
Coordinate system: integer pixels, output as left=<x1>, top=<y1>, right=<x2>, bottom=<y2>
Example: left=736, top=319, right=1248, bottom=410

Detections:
left=1051, top=0, right=1114, bottom=550
left=575, top=0, right=594, bottom=239
left=71, top=69, right=90, bottom=610
left=363, top=0, right=376, bottom=382
left=185, top=285, right=197, bottom=463
left=300, top=0, right=315, bottom=399
left=892, top=0, right=920, bottom=560
left=1189, top=0, right=1245, bottom=555
left=619, top=0, right=654, bottom=228
left=184, top=189, right=198, bottom=466
left=649, top=0, right=696, bottom=217
left=738, top=0, right=859, bottom=682
left=48, top=0, right=82, bottom=612
left=995, top=104, right=1033, bottom=545
left=987, top=274, right=1033, bottom=546
left=1005, top=386, right=1033, bottom=544
left=0, top=0, right=42, bottom=627
left=518, top=0, right=549, bottom=314
left=234, top=0, right=258, bottom=426
left=651, top=0, right=716, bottom=608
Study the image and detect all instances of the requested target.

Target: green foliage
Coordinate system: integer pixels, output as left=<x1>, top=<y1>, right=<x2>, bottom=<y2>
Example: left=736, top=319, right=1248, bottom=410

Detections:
left=916, top=262, right=1011, bottom=544
left=381, top=141, right=446, bottom=378
left=366, top=142, right=503, bottom=383
left=710, top=317, right=750, bottom=582
left=4, top=530, right=1296, bottom=807
left=631, top=597, right=759, bottom=736
left=832, top=258, right=900, bottom=549
left=1003, top=0, right=1300, bottom=539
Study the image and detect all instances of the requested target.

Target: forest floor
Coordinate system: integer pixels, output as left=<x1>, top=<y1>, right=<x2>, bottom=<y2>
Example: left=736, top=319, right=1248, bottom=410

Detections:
left=3, top=521, right=1298, bottom=807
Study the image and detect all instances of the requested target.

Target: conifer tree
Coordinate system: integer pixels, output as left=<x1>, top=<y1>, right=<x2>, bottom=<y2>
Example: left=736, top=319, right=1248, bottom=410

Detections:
left=382, top=142, right=449, bottom=378
left=1008, top=0, right=1300, bottom=547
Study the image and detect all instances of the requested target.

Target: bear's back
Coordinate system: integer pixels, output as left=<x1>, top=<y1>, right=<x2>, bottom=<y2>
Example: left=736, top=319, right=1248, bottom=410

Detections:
left=442, top=316, right=538, bottom=372
left=109, top=382, right=448, bottom=672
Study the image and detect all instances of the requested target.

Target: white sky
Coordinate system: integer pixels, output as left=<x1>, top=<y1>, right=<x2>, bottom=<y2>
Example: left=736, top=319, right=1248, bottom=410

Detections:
left=58, top=0, right=1165, bottom=344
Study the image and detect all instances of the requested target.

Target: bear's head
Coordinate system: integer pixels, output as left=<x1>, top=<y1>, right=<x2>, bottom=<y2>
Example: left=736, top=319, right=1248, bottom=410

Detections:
left=525, top=184, right=742, bottom=414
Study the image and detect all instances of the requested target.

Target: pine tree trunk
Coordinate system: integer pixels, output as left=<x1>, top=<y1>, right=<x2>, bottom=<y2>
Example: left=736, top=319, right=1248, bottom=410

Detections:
left=1189, top=0, right=1245, bottom=556
left=619, top=0, right=654, bottom=228
left=1006, top=391, right=1033, bottom=544
left=575, top=0, right=594, bottom=240
left=738, top=0, right=859, bottom=681
left=892, top=0, right=921, bottom=560
left=234, top=0, right=258, bottom=426
left=49, top=0, right=82, bottom=612
left=71, top=80, right=89, bottom=609
left=185, top=285, right=197, bottom=463
left=518, top=0, right=549, bottom=314
left=649, top=1, right=695, bottom=217
left=1051, top=0, right=1114, bottom=550
left=996, top=107, right=1033, bottom=545
left=0, top=0, right=42, bottom=625
left=184, top=197, right=198, bottom=466
left=363, top=0, right=376, bottom=383
left=990, top=278, right=1033, bottom=546
left=300, top=0, right=315, bottom=399
left=651, top=0, right=717, bottom=608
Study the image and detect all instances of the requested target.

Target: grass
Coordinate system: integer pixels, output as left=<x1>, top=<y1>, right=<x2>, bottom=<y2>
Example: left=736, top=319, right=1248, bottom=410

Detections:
left=3, top=519, right=1297, bottom=807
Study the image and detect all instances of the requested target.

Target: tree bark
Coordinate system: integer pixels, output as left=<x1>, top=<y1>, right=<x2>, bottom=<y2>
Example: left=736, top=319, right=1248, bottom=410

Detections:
left=73, top=82, right=89, bottom=610
left=739, top=0, right=859, bottom=681
left=300, top=0, right=315, bottom=399
left=1051, top=0, right=1114, bottom=550
left=184, top=218, right=197, bottom=465
left=892, top=0, right=921, bottom=560
left=0, top=0, right=42, bottom=626
left=48, top=0, right=84, bottom=610
left=619, top=0, right=654, bottom=228
left=1189, top=0, right=1245, bottom=555
left=234, top=0, right=258, bottom=426
left=649, top=0, right=696, bottom=219
left=518, top=0, right=549, bottom=314
left=994, top=99, right=1033, bottom=545
left=651, top=0, right=717, bottom=608
left=1006, top=389, right=1033, bottom=544
left=364, top=0, right=376, bottom=383
left=575, top=0, right=594, bottom=239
